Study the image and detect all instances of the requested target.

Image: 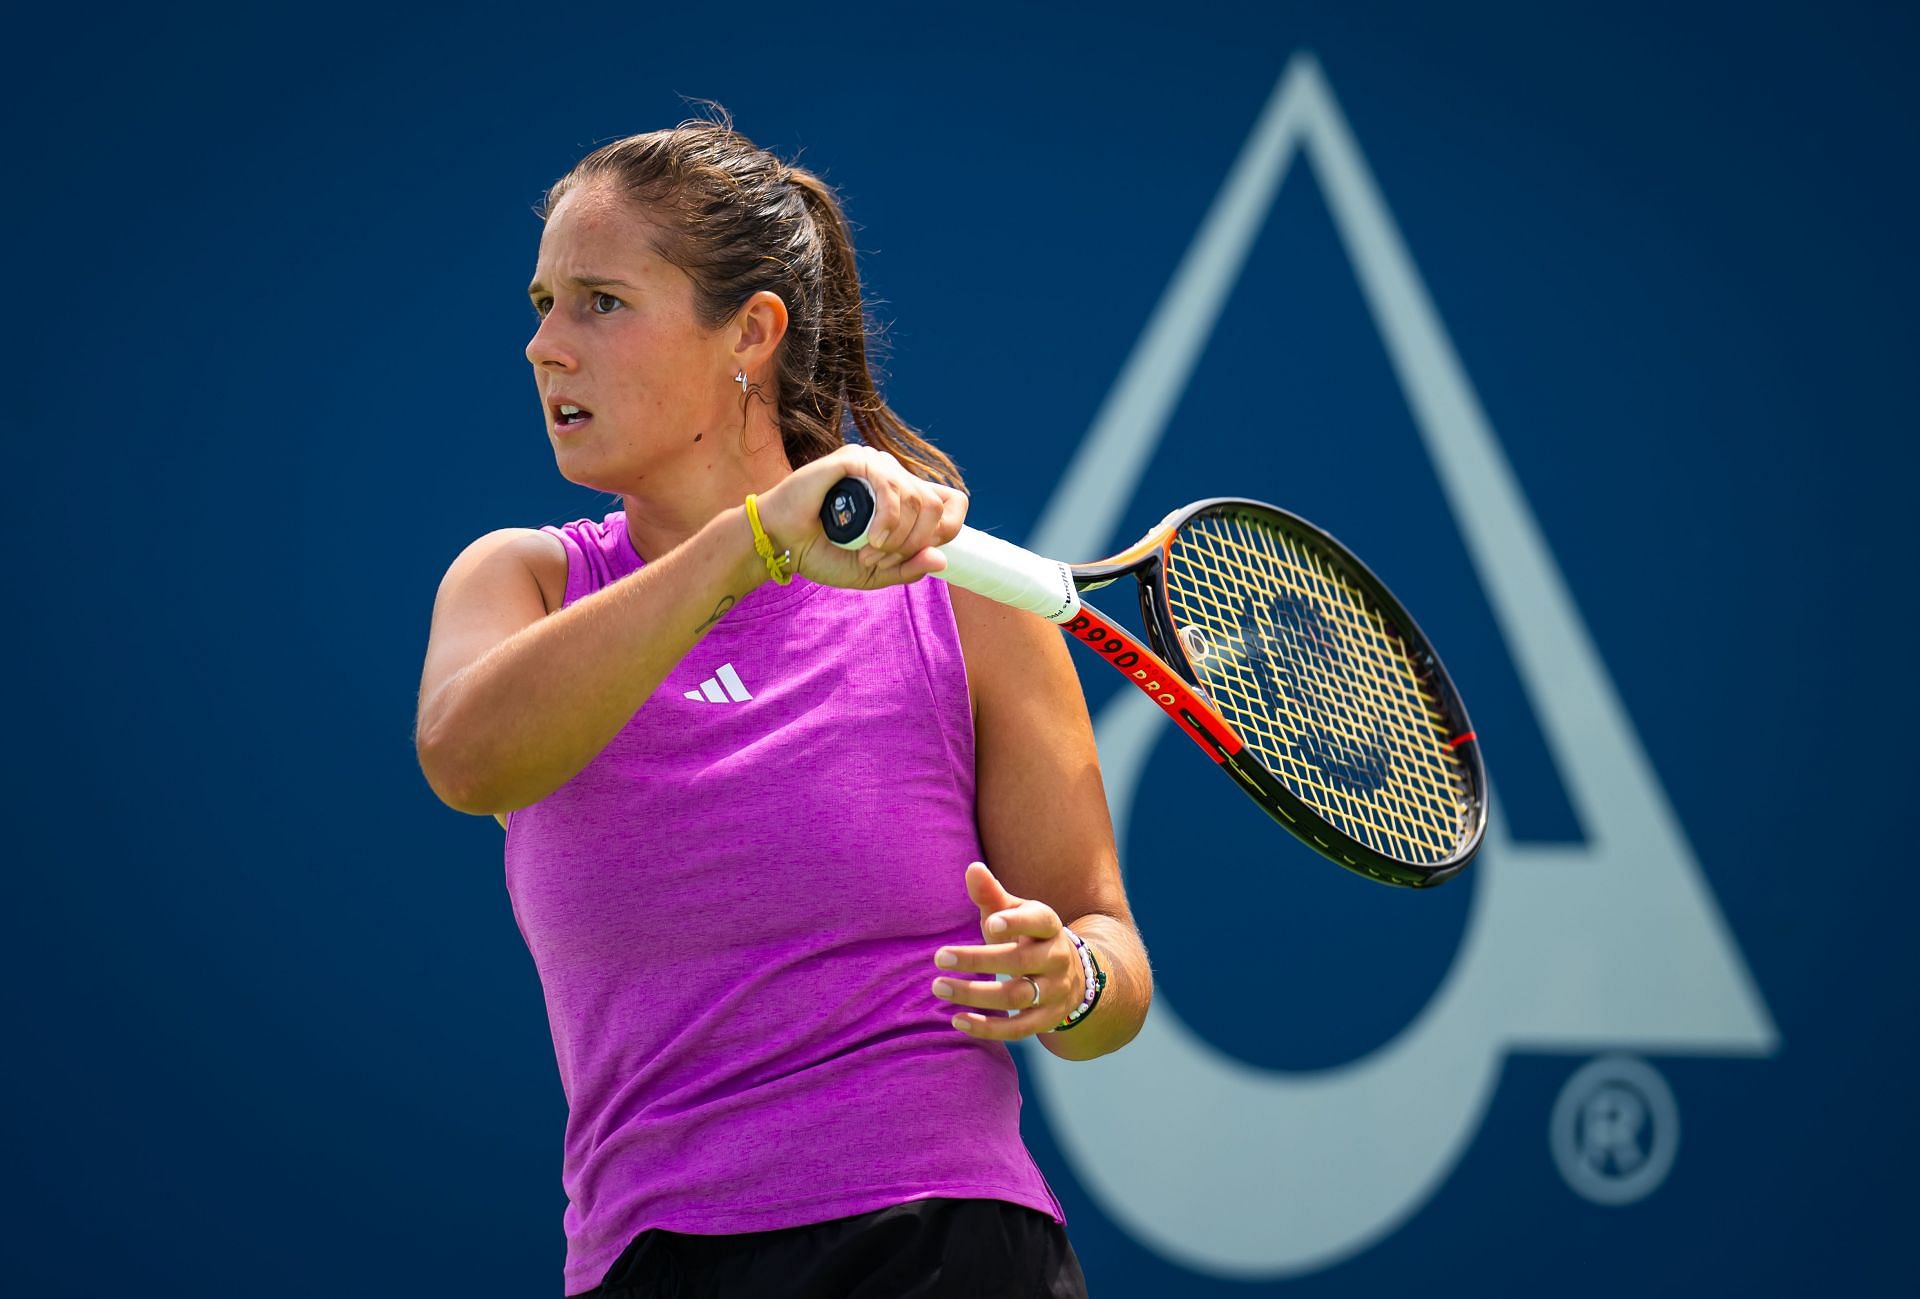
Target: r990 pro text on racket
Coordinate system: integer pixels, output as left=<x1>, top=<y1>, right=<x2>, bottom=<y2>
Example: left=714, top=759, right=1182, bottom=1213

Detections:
left=819, top=476, right=1485, bottom=888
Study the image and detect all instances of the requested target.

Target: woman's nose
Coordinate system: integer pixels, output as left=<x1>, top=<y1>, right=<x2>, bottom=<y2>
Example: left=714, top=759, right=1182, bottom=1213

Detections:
left=525, top=316, right=577, bottom=370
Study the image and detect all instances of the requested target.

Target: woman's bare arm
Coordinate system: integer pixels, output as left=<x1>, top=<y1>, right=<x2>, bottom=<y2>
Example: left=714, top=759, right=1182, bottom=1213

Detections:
left=950, top=587, right=1151, bottom=1062
left=418, top=446, right=968, bottom=819
left=416, top=508, right=766, bottom=816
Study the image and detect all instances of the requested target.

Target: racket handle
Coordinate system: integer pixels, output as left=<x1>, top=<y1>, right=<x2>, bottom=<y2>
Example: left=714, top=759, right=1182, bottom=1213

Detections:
left=819, top=477, right=1082, bottom=624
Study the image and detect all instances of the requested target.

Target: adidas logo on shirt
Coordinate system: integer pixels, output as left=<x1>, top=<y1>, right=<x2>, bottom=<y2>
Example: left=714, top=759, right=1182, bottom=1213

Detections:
left=684, top=662, right=752, bottom=704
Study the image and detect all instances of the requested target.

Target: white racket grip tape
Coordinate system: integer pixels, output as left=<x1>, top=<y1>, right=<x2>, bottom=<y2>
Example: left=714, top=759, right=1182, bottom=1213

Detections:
left=936, top=527, right=1082, bottom=624
left=821, top=477, right=1081, bottom=623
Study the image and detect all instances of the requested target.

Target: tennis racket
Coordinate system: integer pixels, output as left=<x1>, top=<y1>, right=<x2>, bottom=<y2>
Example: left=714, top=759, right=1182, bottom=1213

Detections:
left=820, top=477, right=1485, bottom=887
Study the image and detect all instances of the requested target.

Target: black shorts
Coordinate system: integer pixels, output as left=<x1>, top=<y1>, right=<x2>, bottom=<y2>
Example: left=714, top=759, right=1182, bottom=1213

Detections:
left=571, top=1197, right=1089, bottom=1298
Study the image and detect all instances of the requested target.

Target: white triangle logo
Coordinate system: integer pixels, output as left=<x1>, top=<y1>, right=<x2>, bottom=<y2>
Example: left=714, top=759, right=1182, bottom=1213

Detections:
left=683, top=663, right=752, bottom=704
left=1018, top=53, right=1778, bottom=1279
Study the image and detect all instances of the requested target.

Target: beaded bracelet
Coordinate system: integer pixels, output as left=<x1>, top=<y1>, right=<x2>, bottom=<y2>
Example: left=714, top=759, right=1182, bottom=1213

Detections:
left=742, top=493, right=796, bottom=585
left=1050, top=927, right=1108, bottom=1033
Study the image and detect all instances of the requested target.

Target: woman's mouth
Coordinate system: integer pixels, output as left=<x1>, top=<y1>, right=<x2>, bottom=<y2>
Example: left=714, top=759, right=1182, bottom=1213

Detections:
left=553, top=401, right=594, bottom=433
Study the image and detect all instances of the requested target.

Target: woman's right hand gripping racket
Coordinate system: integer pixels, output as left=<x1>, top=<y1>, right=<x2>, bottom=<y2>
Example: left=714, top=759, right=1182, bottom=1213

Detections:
left=821, top=477, right=1485, bottom=888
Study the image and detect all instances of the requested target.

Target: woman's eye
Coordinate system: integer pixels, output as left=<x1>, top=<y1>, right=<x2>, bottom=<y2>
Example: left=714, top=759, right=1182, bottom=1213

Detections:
left=528, top=293, right=621, bottom=320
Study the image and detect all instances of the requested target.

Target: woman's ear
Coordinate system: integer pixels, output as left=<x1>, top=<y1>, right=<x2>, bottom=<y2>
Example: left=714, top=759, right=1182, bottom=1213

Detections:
left=733, top=290, right=790, bottom=373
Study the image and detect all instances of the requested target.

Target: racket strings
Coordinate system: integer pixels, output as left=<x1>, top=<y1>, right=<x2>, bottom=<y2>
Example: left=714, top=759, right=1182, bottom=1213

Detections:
left=1164, top=513, right=1472, bottom=865
left=1208, top=515, right=1466, bottom=859
left=1202, top=515, right=1466, bottom=859
left=1174, top=524, right=1460, bottom=860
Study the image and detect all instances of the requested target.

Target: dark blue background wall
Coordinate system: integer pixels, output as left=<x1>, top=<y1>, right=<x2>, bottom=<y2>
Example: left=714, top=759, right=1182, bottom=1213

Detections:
left=9, top=2, right=1914, bottom=1294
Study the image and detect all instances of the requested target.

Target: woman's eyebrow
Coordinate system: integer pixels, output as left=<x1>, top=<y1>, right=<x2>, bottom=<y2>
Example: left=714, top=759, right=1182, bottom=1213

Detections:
left=526, top=273, right=638, bottom=297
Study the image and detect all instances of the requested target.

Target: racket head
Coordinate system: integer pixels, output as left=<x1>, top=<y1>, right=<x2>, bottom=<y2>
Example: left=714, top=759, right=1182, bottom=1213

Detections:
left=1128, top=498, right=1486, bottom=887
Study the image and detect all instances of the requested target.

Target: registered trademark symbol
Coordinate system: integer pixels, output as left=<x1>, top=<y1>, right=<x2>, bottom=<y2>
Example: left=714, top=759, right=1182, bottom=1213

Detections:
left=1549, top=1054, right=1680, bottom=1205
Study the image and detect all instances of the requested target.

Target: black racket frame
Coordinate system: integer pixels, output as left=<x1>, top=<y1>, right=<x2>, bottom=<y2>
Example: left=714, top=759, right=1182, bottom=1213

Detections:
left=1077, top=498, right=1485, bottom=888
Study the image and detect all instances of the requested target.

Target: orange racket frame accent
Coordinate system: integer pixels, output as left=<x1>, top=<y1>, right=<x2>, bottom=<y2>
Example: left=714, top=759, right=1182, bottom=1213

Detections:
left=1060, top=607, right=1244, bottom=762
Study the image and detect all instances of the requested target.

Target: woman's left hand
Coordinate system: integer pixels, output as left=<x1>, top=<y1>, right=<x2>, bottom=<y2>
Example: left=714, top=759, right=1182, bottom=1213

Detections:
left=930, top=862, right=1086, bottom=1040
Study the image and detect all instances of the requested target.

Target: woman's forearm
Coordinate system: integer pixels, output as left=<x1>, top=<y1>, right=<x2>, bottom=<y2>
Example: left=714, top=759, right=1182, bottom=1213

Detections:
left=1040, top=913, right=1152, bottom=1062
left=419, top=507, right=765, bottom=814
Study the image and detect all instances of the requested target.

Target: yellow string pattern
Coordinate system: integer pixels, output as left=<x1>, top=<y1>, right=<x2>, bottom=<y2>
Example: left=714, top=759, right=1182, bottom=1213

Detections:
left=1163, top=511, right=1473, bottom=865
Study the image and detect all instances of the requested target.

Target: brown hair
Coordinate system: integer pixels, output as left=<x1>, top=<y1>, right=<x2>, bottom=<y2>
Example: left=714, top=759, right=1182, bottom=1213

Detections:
left=535, top=104, right=963, bottom=489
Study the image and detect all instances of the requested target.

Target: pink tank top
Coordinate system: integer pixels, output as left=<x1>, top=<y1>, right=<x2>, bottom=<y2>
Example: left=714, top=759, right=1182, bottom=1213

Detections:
left=502, top=510, right=1064, bottom=1295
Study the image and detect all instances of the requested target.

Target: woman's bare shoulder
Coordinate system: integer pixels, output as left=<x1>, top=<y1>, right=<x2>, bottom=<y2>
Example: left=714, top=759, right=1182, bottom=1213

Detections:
left=947, top=583, right=1066, bottom=660
left=454, top=526, right=568, bottom=616
left=947, top=583, right=1081, bottom=715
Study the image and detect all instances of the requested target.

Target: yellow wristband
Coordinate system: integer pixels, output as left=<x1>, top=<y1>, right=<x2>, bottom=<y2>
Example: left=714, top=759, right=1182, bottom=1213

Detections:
left=743, top=494, right=795, bottom=586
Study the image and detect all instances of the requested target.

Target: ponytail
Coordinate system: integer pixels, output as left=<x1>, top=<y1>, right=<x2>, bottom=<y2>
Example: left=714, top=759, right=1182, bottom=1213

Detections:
left=784, top=174, right=962, bottom=488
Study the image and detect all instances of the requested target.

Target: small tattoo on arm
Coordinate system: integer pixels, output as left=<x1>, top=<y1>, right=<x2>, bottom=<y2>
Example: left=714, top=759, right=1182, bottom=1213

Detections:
left=696, top=595, right=737, bottom=635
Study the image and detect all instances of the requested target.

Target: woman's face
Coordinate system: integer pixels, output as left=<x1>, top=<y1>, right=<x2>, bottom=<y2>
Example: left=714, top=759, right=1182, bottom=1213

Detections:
left=524, top=183, right=731, bottom=489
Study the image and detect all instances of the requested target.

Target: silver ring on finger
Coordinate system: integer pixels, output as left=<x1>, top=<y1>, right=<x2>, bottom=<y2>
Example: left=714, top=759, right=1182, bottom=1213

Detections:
left=1022, top=975, right=1041, bottom=1008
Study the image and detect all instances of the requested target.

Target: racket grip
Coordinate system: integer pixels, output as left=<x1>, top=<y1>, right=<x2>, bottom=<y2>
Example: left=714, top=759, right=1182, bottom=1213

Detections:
left=820, top=477, right=1082, bottom=624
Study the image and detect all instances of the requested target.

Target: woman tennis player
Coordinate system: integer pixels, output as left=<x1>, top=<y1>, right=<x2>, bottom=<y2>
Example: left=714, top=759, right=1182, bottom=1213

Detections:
left=415, top=109, right=1149, bottom=1297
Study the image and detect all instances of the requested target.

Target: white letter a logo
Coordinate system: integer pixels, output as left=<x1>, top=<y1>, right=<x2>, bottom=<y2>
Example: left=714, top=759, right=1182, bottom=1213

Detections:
left=1017, top=53, right=1778, bottom=1280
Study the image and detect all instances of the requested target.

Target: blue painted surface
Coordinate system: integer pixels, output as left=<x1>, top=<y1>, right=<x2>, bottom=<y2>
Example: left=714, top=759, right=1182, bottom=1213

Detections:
left=8, top=2, right=1913, bottom=1293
